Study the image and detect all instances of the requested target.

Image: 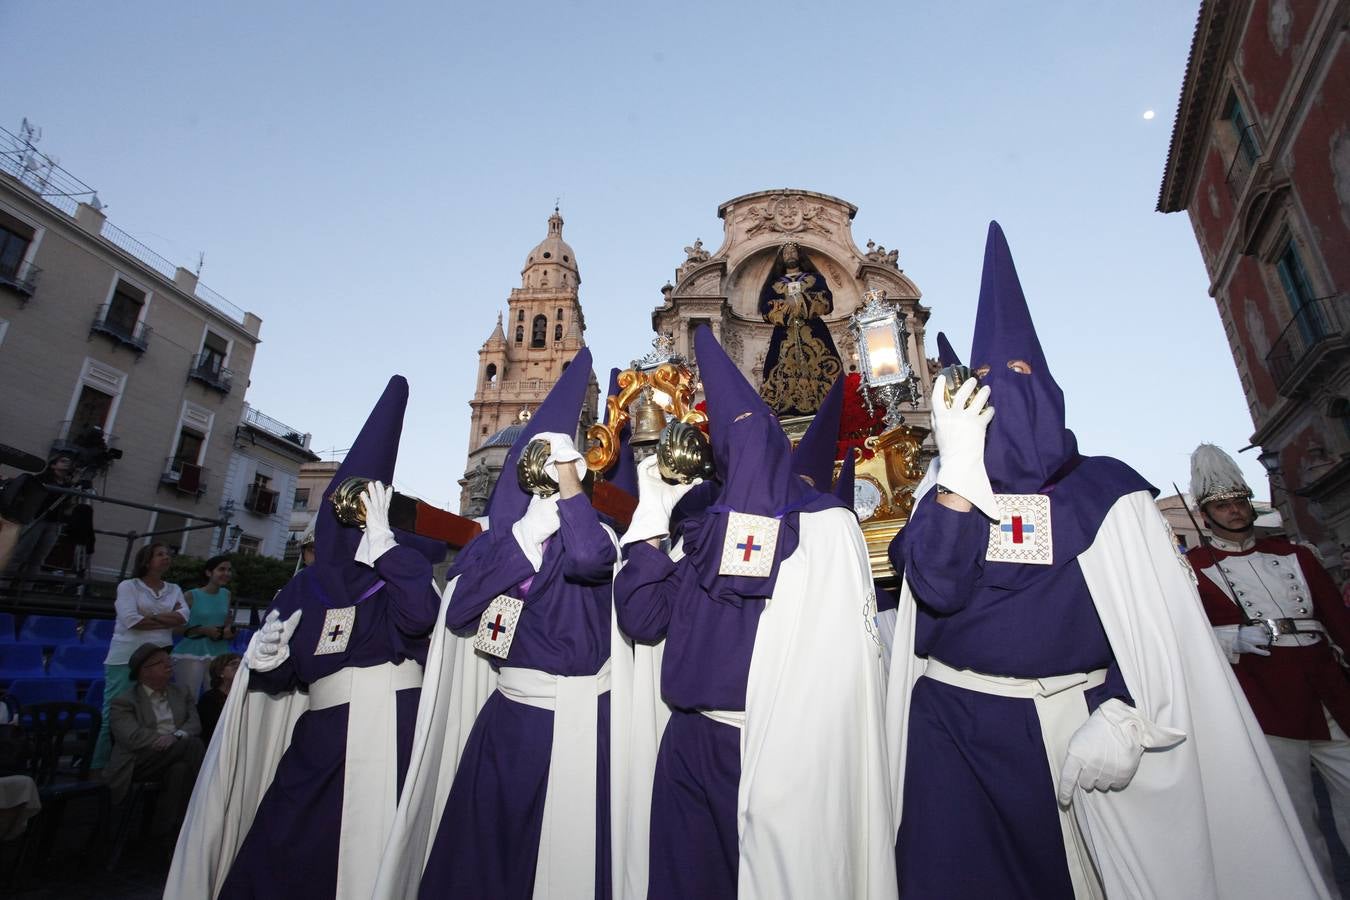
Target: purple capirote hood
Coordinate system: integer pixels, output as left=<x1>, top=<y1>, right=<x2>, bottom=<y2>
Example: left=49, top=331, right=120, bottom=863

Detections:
left=969, top=221, right=1078, bottom=493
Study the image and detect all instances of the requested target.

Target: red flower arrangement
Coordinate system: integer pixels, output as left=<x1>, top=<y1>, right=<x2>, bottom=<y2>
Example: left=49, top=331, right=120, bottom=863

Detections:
left=837, top=372, right=888, bottom=461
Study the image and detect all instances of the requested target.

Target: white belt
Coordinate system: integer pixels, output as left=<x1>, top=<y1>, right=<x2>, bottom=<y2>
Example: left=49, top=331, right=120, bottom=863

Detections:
left=309, top=658, right=423, bottom=711
left=699, top=708, right=747, bottom=729
left=307, top=659, right=422, bottom=900
left=923, top=658, right=1108, bottom=699
left=496, top=658, right=612, bottom=709
left=923, top=657, right=1108, bottom=900
left=497, top=659, right=611, bottom=900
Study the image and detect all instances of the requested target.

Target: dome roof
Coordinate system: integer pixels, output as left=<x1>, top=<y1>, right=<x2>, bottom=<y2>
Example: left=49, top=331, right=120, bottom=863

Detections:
left=481, top=421, right=527, bottom=449
left=523, top=209, right=579, bottom=278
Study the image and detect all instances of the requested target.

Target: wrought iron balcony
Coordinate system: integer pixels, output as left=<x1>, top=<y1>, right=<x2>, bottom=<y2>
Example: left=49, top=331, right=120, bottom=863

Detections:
left=160, top=458, right=208, bottom=497
left=0, top=257, right=40, bottom=300
left=187, top=351, right=233, bottom=394
left=89, top=303, right=152, bottom=352
left=1265, top=295, right=1349, bottom=397
left=244, top=483, right=280, bottom=516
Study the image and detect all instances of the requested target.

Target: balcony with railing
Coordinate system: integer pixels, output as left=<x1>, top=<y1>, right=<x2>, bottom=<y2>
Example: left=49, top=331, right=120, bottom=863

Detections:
left=244, top=483, right=280, bottom=516
left=240, top=406, right=310, bottom=450
left=0, top=257, right=40, bottom=300
left=89, top=302, right=152, bottom=352
left=160, top=458, right=208, bottom=497
left=187, top=351, right=234, bottom=394
left=1265, top=295, right=1349, bottom=397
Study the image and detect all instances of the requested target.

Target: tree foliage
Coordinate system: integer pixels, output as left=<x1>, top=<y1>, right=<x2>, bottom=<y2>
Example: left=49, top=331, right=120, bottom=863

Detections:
left=166, top=553, right=294, bottom=605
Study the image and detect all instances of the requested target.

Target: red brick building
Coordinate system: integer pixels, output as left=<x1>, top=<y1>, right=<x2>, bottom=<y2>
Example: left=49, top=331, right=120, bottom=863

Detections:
left=1158, top=0, right=1350, bottom=562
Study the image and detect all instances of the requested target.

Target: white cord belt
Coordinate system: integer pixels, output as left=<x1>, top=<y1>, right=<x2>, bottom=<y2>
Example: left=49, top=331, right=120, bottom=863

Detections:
left=699, top=708, right=747, bottom=729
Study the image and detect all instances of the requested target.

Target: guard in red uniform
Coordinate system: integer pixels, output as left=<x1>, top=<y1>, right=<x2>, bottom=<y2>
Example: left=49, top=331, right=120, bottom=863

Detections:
left=1186, top=443, right=1350, bottom=888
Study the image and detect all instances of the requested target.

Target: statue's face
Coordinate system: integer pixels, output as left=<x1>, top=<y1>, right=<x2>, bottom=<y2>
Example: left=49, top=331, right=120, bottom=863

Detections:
left=782, top=244, right=799, bottom=267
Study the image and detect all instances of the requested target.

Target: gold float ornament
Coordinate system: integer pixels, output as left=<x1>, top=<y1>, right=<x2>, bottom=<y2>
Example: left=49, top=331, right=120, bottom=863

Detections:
left=329, top=476, right=372, bottom=528
left=582, top=356, right=711, bottom=485
left=850, top=424, right=929, bottom=588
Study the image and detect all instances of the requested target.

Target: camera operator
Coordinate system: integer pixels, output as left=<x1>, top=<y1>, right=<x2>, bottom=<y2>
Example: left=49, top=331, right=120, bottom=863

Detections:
left=0, top=453, right=77, bottom=582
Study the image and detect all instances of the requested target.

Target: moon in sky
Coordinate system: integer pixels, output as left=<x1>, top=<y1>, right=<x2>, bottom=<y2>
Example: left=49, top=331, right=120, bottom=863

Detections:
left=1143, top=109, right=1156, bottom=120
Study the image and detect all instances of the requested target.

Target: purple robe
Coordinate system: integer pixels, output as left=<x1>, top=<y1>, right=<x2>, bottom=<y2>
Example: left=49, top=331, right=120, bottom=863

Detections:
left=219, top=544, right=439, bottom=900
left=890, top=456, right=1150, bottom=899
left=420, top=494, right=615, bottom=900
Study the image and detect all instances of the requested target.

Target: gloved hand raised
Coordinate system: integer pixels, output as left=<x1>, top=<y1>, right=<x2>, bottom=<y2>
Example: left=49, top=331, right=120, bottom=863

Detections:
left=532, top=431, right=587, bottom=482
left=354, top=480, right=397, bottom=566
left=621, top=456, right=699, bottom=547
left=242, top=609, right=303, bottom=673
left=512, top=494, right=561, bottom=571
left=1055, top=698, right=1185, bottom=806
left=930, top=375, right=1000, bottom=521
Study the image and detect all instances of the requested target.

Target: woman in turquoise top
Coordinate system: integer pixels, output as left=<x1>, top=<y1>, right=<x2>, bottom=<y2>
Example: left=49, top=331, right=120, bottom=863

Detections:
left=171, top=555, right=236, bottom=697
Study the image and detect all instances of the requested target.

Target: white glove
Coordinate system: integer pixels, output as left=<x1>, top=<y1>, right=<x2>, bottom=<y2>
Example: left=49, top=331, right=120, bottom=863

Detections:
left=532, top=431, right=586, bottom=482
left=512, top=494, right=560, bottom=570
left=621, top=457, right=698, bottom=547
left=929, top=375, right=1000, bottom=521
left=354, top=481, right=397, bottom=566
left=1055, top=698, right=1185, bottom=806
left=1215, top=623, right=1272, bottom=662
left=242, top=609, right=303, bottom=673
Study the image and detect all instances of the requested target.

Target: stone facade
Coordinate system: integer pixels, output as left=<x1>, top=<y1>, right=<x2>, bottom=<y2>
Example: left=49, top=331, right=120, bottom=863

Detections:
left=650, top=188, right=933, bottom=422
left=0, top=130, right=264, bottom=574
left=457, top=210, right=598, bottom=515
left=1158, top=0, right=1350, bottom=566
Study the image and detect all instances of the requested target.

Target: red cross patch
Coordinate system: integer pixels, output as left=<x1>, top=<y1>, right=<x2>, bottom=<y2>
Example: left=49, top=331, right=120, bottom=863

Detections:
left=719, top=512, right=780, bottom=577
left=985, top=494, right=1053, bottom=565
left=474, top=595, right=524, bottom=659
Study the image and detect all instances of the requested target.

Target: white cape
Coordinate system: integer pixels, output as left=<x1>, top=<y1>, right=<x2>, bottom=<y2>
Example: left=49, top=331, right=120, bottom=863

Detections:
left=164, top=662, right=308, bottom=898
left=615, top=506, right=897, bottom=899
left=885, top=490, right=1330, bottom=898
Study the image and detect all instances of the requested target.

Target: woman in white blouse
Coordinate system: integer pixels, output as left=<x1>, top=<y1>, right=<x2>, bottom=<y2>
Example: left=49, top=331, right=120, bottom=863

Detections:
left=91, top=542, right=187, bottom=770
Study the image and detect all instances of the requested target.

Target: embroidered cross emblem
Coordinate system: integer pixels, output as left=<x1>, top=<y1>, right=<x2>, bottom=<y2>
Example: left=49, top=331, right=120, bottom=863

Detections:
left=474, top=595, right=524, bottom=659
left=315, top=606, right=356, bottom=655
left=486, top=614, right=508, bottom=641
left=1000, top=516, right=1034, bottom=545
left=736, top=535, right=762, bottom=562
left=327, top=623, right=345, bottom=643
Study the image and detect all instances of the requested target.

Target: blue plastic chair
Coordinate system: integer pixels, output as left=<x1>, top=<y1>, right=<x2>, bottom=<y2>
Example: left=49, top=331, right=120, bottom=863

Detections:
left=0, top=611, right=16, bottom=642
left=6, top=677, right=78, bottom=707
left=0, top=644, right=45, bottom=681
left=83, top=619, right=116, bottom=644
left=231, top=629, right=254, bottom=654
left=82, top=678, right=105, bottom=711
left=48, top=645, right=107, bottom=679
left=17, top=615, right=82, bottom=647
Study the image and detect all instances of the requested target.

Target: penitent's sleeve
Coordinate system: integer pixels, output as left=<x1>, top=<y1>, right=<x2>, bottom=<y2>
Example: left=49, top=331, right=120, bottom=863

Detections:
left=614, top=542, right=679, bottom=643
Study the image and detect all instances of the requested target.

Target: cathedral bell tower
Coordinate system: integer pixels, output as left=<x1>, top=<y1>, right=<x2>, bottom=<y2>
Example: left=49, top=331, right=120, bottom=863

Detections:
left=459, top=209, right=598, bottom=515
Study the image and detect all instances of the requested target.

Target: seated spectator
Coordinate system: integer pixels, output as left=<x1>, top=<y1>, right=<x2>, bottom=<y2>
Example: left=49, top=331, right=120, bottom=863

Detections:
left=93, top=542, right=187, bottom=770
left=172, top=555, right=236, bottom=697
left=196, top=652, right=240, bottom=746
left=106, top=643, right=203, bottom=838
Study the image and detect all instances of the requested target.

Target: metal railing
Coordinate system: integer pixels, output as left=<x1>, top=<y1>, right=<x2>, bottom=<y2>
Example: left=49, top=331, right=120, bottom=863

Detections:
left=0, top=123, right=249, bottom=327
left=1265, top=294, right=1348, bottom=394
left=241, top=406, right=308, bottom=447
left=194, top=282, right=248, bottom=325
left=244, top=483, right=280, bottom=516
left=0, top=256, right=40, bottom=298
left=159, top=457, right=209, bottom=497
left=88, top=302, right=152, bottom=352
left=187, top=351, right=234, bottom=394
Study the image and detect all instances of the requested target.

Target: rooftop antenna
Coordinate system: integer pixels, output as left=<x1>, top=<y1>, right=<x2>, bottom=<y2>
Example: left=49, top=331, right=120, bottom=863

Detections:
left=195, top=251, right=206, bottom=277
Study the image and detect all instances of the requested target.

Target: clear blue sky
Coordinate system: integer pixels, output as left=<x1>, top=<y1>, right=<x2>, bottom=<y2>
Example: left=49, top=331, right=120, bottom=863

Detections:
left=5, top=1, right=1267, bottom=508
